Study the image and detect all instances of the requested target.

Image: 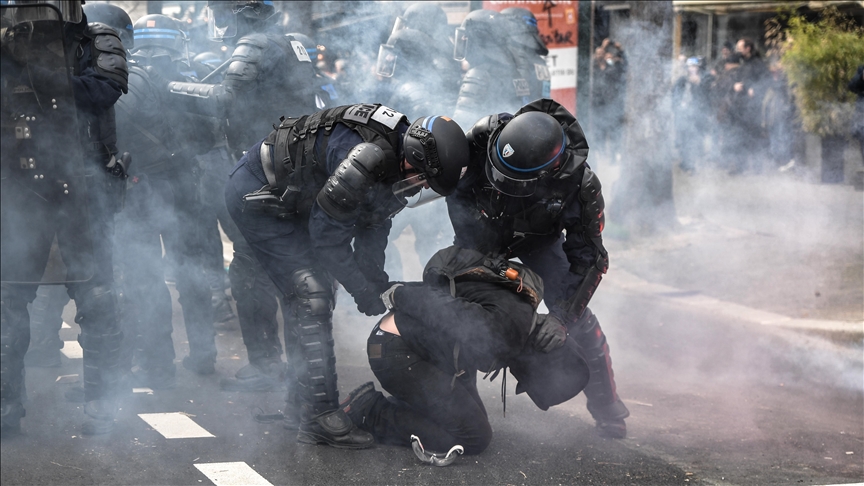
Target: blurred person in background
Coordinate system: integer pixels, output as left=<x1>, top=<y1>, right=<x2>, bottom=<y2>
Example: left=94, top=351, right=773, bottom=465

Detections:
left=849, top=65, right=864, bottom=161
left=452, top=10, right=544, bottom=128
left=732, top=37, right=769, bottom=173
left=711, top=40, right=734, bottom=77
left=377, top=3, right=461, bottom=280
left=711, top=52, right=746, bottom=172
left=672, top=56, right=714, bottom=172
left=111, top=13, right=218, bottom=386
left=590, top=38, right=627, bottom=165
left=761, top=58, right=798, bottom=170
left=168, top=0, right=325, bottom=390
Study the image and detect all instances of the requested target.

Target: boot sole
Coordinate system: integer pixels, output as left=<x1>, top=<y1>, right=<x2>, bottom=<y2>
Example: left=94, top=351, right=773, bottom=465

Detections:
left=296, top=430, right=373, bottom=450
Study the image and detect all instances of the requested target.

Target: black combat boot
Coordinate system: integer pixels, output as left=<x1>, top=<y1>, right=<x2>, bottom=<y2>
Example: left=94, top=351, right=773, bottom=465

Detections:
left=297, top=408, right=375, bottom=450
left=220, top=358, right=285, bottom=392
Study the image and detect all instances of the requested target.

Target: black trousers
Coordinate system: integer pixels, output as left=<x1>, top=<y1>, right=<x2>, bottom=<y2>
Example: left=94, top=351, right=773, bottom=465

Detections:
left=360, top=323, right=492, bottom=455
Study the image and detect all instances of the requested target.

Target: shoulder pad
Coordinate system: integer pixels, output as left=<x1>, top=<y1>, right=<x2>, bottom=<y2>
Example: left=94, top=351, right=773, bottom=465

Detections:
left=316, top=143, right=390, bottom=222
left=86, top=22, right=121, bottom=40
left=236, top=33, right=270, bottom=49
left=89, top=23, right=128, bottom=93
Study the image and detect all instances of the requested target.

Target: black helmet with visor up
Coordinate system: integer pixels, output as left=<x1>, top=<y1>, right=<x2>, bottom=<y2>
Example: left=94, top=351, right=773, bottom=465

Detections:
left=205, top=0, right=275, bottom=41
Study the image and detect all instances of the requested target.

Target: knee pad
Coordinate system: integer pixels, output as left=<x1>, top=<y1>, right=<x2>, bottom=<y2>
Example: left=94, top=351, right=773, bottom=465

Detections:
left=290, top=268, right=334, bottom=320
left=569, top=308, right=608, bottom=353
left=74, top=285, right=117, bottom=328
left=229, top=251, right=258, bottom=293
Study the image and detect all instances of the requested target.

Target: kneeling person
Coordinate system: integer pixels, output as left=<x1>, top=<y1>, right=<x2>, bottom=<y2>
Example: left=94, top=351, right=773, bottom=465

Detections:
left=341, top=246, right=589, bottom=459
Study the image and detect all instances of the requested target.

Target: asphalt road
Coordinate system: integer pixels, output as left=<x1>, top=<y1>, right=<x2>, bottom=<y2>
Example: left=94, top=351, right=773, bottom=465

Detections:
left=2, top=271, right=861, bottom=485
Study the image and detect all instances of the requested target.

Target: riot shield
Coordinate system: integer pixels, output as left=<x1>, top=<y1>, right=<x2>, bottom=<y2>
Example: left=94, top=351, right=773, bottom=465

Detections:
left=1, top=3, right=94, bottom=284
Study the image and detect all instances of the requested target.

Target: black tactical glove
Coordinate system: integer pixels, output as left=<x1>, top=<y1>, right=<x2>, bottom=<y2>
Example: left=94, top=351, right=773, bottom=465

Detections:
left=353, top=284, right=386, bottom=317
left=531, top=314, right=568, bottom=353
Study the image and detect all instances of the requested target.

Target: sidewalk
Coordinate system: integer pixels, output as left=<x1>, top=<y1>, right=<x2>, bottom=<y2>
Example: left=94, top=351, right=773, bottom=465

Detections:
left=601, top=164, right=864, bottom=326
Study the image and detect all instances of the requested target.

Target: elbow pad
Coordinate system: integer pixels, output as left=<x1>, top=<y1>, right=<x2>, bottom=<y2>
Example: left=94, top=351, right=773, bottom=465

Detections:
left=167, top=82, right=233, bottom=118
left=316, top=143, right=389, bottom=222
left=222, top=34, right=268, bottom=93
left=88, top=23, right=128, bottom=93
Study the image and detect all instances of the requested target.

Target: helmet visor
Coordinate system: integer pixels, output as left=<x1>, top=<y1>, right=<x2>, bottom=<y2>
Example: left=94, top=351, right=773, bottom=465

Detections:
left=6, top=1, right=80, bottom=23
left=206, top=5, right=236, bottom=40
left=485, top=160, right=538, bottom=197
left=376, top=43, right=397, bottom=77
left=453, top=27, right=467, bottom=61
left=392, top=173, right=441, bottom=208
left=392, top=15, right=407, bottom=34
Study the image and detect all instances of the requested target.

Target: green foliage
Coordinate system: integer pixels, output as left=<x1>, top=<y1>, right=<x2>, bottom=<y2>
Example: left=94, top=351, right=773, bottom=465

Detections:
left=773, top=7, right=863, bottom=136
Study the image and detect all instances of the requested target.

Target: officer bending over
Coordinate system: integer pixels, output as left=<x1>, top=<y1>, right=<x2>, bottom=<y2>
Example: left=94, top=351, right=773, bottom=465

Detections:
left=225, top=104, right=468, bottom=448
left=448, top=99, right=630, bottom=438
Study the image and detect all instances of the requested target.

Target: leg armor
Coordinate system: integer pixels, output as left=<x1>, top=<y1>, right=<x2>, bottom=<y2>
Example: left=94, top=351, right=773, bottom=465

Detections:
left=287, top=267, right=338, bottom=416
left=1, top=285, right=31, bottom=425
left=74, top=285, right=124, bottom=401
left=175, top=262, right=216, bottom=364
left=25, top=285, right=69, bottom=367
left=567, top=308, right=629, bottom=430
left=228, top=246, right=282, bottom=364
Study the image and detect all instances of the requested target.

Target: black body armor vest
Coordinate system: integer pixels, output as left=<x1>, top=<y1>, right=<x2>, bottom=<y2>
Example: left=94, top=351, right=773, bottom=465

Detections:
left=260, top=103, right=405, bottom=218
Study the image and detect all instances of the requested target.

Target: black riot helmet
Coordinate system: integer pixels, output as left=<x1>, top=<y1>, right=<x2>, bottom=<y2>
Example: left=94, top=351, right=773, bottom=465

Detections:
left=500, top=7, right=548, bottom=56
left=393, top=3, right=450, bottom=41
left=133, top=14, right=189, bottom=64
left=454, top=9, right=506, bottom=63
left=486, top=111, right=568, bottom=197
left=205, top=0, right=275, bottom=42
left=83, top=2, right=133, bottom=50
left=395, top=116, right=469, bottom=204
left=376, top=27, right=430, bottom=78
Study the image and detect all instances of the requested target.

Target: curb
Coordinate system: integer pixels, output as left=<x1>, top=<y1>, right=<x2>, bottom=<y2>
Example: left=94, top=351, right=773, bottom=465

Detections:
left=605, top=269, right=864, bottom=334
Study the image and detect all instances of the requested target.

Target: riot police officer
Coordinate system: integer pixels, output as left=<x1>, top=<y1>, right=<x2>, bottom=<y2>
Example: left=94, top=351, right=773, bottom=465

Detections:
left=376, top=3, right=459, bottom=119
left=1, top=0, right=128, bottom=435
left=500, top=8, right=551, bottom=100
left=168, top=1, right=325, bottom=390
left=447, top=99, right=630, bottom=439
left=451, top=10, right=544, bottom=128
left=225, top=104, right=469, bottom=448
left=112, top=13, right=218, bottom=382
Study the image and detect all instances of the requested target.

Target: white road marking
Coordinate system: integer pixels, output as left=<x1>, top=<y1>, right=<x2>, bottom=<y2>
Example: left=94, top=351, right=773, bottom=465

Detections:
left=195, top=462, right=273, bottom=486
left=138, top=412, right=215, bottom=439
left=132, top=387, right=153, bottom=394
left=62, top=321, right=71, bottom=329
left=55, top=374, right=78, bottom=383
left=60, top=341, right=83, bottom=359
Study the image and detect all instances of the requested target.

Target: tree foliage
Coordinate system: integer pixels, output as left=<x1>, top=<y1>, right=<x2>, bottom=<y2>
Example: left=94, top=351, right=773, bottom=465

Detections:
left=767, top=7, right=864, bottom=136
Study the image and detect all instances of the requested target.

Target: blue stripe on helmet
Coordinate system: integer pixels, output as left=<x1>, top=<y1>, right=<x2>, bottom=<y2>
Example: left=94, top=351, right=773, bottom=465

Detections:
left=136, top=28, right=181, bottom=34
left=496, top=130, right=566, bottom=173
left=423, top=116, right=439, bottom=131
left=134, top=34, right=179, bottom=40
